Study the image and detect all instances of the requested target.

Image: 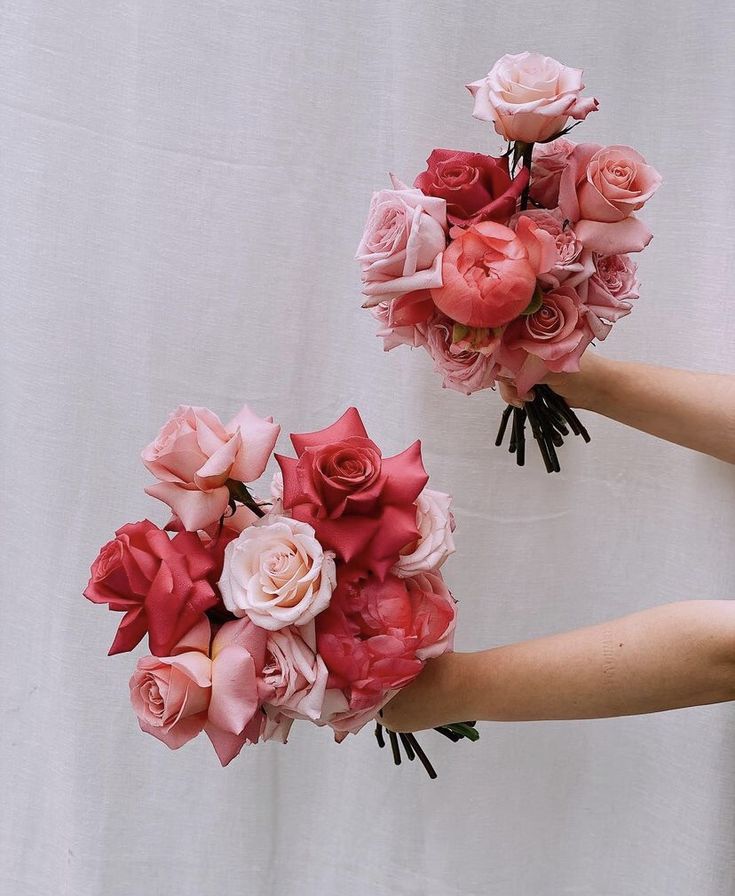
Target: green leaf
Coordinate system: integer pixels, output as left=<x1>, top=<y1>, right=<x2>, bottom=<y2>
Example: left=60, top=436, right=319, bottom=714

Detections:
left=446, top=723, right=481, bottom=742
left=521, top=284, right=544, bottom=316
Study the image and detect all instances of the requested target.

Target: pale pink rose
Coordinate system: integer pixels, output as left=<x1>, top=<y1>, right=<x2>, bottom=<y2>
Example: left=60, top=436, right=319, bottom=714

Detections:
left=580, top=253, right=640, bottom=323
left=219, top=516, right=336, bottom=630
left=262, top=621, right=328, bottom=724
left=270, top=470, right=284, bottom=502
left=371, top=290, right=435, bottom=351
left=129, top=620, right=213, bottom=750
left=142, top=404, right=280, bottom=532
left=510, top=208, right=594, bottom=290
left=467, top=53, right=598, bottom=144
left=393, top=489, right=456, bottom=578
left=425, top=317, right=497, bottom=395
left=204, top=616, right=270, bottom=766
left=356, top=175, right=447, bottom=307
left=559, top=143, right=662, bottom=254
left=530, top=138, right=576, bottom=208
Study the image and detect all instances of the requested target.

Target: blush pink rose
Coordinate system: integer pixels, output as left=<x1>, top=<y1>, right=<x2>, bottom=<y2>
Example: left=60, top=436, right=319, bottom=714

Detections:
left=142, top=404, right=280, bottom=532
left=530, top=138, right=576, bottom=208
left=392, top=489, right=456, bottom=578
left=498, top=284, right=603, bottom=393
left=559, top=143, right=662, bottom=254
left=262, top=620, right=329, bottom=724
left=467, top=52, right=598, bottom=144
left=129, top=621, right=213, bottom=750
left=425, top=317, right=498, bottom=395
left=430, top=218, right=558, bottom=327
left=84, top=520, right=223, bottom=657
left=218, top=516, right=336, bottom=630
left=414, top=149, right=529, bottom=228
left=204, top=616, right=270, bottom=766
left=371, top=290, right=435, bottom=351
left=356, top=175, right=447, bottom=307
left=276, top=408, right=428, bottom=580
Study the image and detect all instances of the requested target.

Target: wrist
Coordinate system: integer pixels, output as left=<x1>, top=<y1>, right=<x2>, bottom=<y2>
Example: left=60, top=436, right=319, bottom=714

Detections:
left=548, top=352, right=613, bottom=413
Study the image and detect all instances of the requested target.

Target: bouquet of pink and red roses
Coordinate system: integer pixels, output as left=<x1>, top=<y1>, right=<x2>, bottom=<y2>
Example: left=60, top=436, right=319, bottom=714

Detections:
left=357, top=51, right=661, bottom=472
left=84, top=403, right=477, bottom=776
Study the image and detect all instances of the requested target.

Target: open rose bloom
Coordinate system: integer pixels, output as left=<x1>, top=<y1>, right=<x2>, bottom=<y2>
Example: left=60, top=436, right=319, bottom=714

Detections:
left=85, top=403, right=470, bottom=776
left=357, top=51, right=660, bottom=472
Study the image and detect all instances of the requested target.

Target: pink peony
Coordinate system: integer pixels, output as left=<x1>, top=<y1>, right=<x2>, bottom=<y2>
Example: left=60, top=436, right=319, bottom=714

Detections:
left=356, top=175, right=447, bottom=307
left=276, top=408, right=428, bottom=580
left=142, top=404, right=280, bottom=532
left=467, top=52, right=598, bottom=144
left=430, top=218, right=558, bottom=328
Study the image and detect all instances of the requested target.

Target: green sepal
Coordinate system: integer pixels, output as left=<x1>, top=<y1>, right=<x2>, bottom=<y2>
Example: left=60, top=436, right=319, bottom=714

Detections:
left=521, top=284, right=544, bottom=316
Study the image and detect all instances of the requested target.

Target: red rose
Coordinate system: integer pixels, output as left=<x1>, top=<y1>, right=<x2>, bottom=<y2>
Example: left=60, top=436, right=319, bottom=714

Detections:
left=276, top=408, right=428, bottom=579
left=415, top=149, right=529, bottom=228
left=84, top=520, right=231, bottom=656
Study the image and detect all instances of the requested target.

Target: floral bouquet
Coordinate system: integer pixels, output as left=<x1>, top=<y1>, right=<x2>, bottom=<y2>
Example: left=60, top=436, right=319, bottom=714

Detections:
left=356, top=51, right=661, bottom=472
left=84, top=403, right=478, bottom=777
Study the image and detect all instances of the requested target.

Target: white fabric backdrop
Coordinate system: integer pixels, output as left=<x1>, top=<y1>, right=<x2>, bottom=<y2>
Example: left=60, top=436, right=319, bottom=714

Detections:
left=2, top=1, right=735, bottom=894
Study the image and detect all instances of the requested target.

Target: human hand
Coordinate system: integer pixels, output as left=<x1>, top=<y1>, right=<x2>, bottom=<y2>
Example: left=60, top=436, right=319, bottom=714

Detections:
left=497, top=352, right=608, bottom=410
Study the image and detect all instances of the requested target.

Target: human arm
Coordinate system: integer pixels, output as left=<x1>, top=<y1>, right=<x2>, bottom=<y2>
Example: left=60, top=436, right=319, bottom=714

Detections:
left=380, top=600, right=735, bottom=732
left=499, top=353, right=735, bottom=465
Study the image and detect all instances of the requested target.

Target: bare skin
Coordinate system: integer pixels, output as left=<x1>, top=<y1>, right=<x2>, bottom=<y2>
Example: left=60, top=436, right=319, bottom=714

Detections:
left=382, top=357, right=735, bottom=733
left=500, top=353, right=735, bottom=465
left=381, top=601, right=735, bottom=732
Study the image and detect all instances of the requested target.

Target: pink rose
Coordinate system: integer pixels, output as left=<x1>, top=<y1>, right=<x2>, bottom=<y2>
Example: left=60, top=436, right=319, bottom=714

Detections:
left=142, top=404, right=280, bottom=531
left=510, top=208, right=593, bottom=289
left=84, top=520, right=224, bottom=657
left=530, top=138, right=576, bottom=208
left=276, top=408, right=428, bottom=579
left=218, top=515, right=336, bottom=630
left=130, top=622, right=213, bottom=750
left=262, top=621, right=328, bottom=724
left=204, top=617, right=270, bottom=766
left=467, top=52, right=598, bottom=144
left=581, top=253, right=639, bottom=322
left=356, top=175, right=447, bottom=307
left=499, top=284, right=603, bottom=393
left=371, top=290, right=435, bottom=352
left=430, top=218, right=558, bottom=327
left=414, top=149, right=529, bottom=228
left=559, top=143, right=662, bottom=254
left=393, top=489, right=456, bottom=578
left=425, top=317, right=497, bottom=396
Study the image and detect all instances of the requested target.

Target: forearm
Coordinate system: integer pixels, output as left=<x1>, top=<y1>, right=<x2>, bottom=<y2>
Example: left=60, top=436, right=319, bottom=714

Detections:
left=381, top=601, right=735, bottom=731
left=553, top=355, right=735, bottom=464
